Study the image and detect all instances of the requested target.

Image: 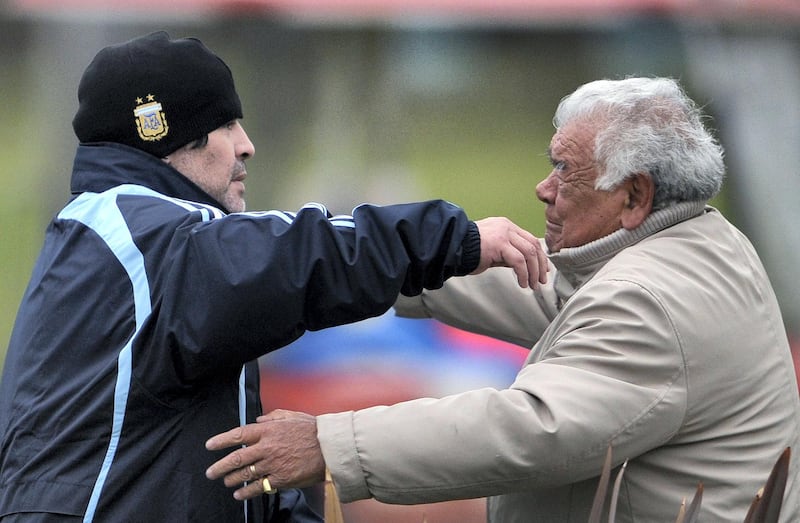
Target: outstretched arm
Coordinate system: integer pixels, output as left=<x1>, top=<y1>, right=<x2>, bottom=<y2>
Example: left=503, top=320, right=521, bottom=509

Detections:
left=151, top=203, right=547, bottom=383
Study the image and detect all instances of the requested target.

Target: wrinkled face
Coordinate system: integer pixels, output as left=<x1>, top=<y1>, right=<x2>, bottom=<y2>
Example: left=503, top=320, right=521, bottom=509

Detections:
left=167, top=120, right=255, bottom=213
left=536, top=119, right=629, bottom=253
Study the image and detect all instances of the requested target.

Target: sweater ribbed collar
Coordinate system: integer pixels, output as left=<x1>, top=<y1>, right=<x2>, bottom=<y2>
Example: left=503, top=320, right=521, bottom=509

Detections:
left=548, top=201, right=708, bottom=304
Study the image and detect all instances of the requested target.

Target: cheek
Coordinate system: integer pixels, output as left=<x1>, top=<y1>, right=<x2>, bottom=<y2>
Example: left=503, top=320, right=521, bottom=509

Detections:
left=203, top=156, right=231, bottom=187
left=556, top=194, right=597, bottom=238
left=201, top=151, right=221, bottom=172
left=580, top=199, right=625, bottom=237
left=554, top=190, right=584, bottom=220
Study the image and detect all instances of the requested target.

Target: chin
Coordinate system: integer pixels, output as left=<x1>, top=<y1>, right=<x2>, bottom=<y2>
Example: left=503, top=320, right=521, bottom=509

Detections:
left=225, top=200, right=246, bottom=213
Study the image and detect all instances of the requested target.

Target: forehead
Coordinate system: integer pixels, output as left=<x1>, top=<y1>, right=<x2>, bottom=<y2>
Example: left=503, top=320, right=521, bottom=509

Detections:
left=548, top=119, right=597, bottom=159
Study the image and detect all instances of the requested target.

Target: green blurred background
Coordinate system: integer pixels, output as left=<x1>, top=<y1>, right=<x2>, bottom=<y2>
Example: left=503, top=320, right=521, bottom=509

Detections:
left=1, top=3, right=798, bottom=374
left=1, top=4, right=799, bottom=521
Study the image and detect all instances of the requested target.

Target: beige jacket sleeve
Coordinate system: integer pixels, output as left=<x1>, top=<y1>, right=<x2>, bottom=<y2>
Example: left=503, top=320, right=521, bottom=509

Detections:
left=317, top=211, right=800, bottom=521
left=393, top=264, right=560, bottom=348
left=318, top=274, right=687, bottom=505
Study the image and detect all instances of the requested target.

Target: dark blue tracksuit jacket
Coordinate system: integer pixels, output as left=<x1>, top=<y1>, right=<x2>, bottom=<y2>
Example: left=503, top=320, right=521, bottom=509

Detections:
left=0, top=142, right=480, bottom=522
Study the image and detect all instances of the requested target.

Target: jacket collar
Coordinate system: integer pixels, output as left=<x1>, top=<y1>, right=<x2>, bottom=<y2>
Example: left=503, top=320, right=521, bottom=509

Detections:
left=548, top=200, right=708, bottom=304
left=70, top=142, right=229, bottom=211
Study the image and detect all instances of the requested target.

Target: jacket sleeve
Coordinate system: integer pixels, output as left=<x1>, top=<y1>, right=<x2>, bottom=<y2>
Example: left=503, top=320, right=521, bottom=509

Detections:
left=318, top=277, right=687, bottom=504
left=393, top=257, right=560, bottom=348
left=142, top=200, right=480, bottom=382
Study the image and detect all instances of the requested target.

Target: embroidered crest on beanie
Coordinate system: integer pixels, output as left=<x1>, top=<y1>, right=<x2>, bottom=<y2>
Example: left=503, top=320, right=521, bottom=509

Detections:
left=72, top=31, right=243, bottom=158
left=134, top=94, right=169, bottom=142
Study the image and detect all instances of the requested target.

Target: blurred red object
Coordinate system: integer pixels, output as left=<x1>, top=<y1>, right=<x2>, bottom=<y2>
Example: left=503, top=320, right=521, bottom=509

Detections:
left=258, top=315, right=800, bottom=522
left=258, top=314, right=526, bottom=523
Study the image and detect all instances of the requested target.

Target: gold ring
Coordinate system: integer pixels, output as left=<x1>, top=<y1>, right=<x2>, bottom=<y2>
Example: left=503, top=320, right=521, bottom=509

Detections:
left=249, top=464, right=257, bottom=476
left=262, top=476, right=277, bottom=494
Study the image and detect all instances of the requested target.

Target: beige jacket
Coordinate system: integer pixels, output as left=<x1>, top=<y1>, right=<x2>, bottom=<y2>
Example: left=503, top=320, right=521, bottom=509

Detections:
left=318, top=203, right=800, bottom=522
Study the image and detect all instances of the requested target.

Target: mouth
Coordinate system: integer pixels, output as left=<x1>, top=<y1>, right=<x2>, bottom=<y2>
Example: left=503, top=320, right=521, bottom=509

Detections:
left=231, top=161, right=248, bottom=183
left=544, top=217, right=561, bottom=230
left=543, top=218, right=561, bottom=249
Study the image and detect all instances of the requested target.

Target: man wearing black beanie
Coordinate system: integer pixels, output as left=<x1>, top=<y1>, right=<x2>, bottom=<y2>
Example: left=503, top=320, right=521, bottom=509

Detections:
left=0, top=32, right=547, bottom=522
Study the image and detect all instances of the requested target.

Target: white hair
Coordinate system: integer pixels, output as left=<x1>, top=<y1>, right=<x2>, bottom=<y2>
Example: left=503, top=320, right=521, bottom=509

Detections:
left=553, top=77, right=725, bottom=208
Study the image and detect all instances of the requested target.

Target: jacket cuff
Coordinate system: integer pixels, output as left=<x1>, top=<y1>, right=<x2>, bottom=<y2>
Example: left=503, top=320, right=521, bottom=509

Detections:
left=317, top=412, right=371, bottom=503
left=456, top=221, right=481, bottom=276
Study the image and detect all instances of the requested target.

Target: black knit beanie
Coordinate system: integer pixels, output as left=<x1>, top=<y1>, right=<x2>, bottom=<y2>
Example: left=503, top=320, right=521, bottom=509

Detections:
left=72, top=31, right=243, bottom=158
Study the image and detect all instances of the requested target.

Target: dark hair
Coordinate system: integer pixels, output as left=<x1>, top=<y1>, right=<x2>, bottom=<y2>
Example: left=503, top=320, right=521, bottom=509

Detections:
left=188, top=134, right=209, bottom=150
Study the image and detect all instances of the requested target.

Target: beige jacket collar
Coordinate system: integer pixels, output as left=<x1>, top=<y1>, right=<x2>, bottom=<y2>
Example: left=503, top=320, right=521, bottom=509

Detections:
left=548, top=201, right=708, bottom=305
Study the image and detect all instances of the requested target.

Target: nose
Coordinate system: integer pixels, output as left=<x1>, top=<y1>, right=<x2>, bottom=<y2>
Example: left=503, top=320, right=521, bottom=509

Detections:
left=536, top=171, right=557, bottom=204
left=235, top=123, right=255, bottom=160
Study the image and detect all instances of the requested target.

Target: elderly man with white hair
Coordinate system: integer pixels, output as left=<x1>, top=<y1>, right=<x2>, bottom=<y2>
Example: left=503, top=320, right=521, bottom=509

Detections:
left=207, top=77, right=800, bottom=522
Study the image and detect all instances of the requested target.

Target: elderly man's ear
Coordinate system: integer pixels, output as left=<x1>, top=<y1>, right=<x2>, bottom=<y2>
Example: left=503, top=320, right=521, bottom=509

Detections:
left=621, top=172, right=655, bottom=230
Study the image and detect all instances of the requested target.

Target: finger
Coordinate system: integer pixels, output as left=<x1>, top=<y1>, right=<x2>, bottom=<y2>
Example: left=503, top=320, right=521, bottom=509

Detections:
left=511, top=231, right=548, bottom=289
left=206, top=425, right=248, bottom=451
left=502, top=243, right=530, bottom=289
left=518, top=235, right=545, bottom=289
left=537, top=243, right=549, bottom=285
left=233, top=477, right=274, bottom=501
left=523, top=248, right=538, bottom=290
left=507, top=231, right=543, bottom=288
left=512, top=224, right=539, bottom=246
left=206, top=447, right=261, bottom=480
left=220, top=460, right=267, bottom=488
left=256, top=409, right=297, bottom=423
left=509, top=232, right=539, bottom=289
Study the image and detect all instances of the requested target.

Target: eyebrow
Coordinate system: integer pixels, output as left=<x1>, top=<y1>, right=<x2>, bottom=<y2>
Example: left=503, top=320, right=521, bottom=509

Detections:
left=546, top=147, right=561, bottom=166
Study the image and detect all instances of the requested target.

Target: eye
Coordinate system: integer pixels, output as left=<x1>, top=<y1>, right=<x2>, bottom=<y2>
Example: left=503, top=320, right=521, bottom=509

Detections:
left=225, top=121, right=236, bottom=130
left=547, top=161, right=568, bottom=187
